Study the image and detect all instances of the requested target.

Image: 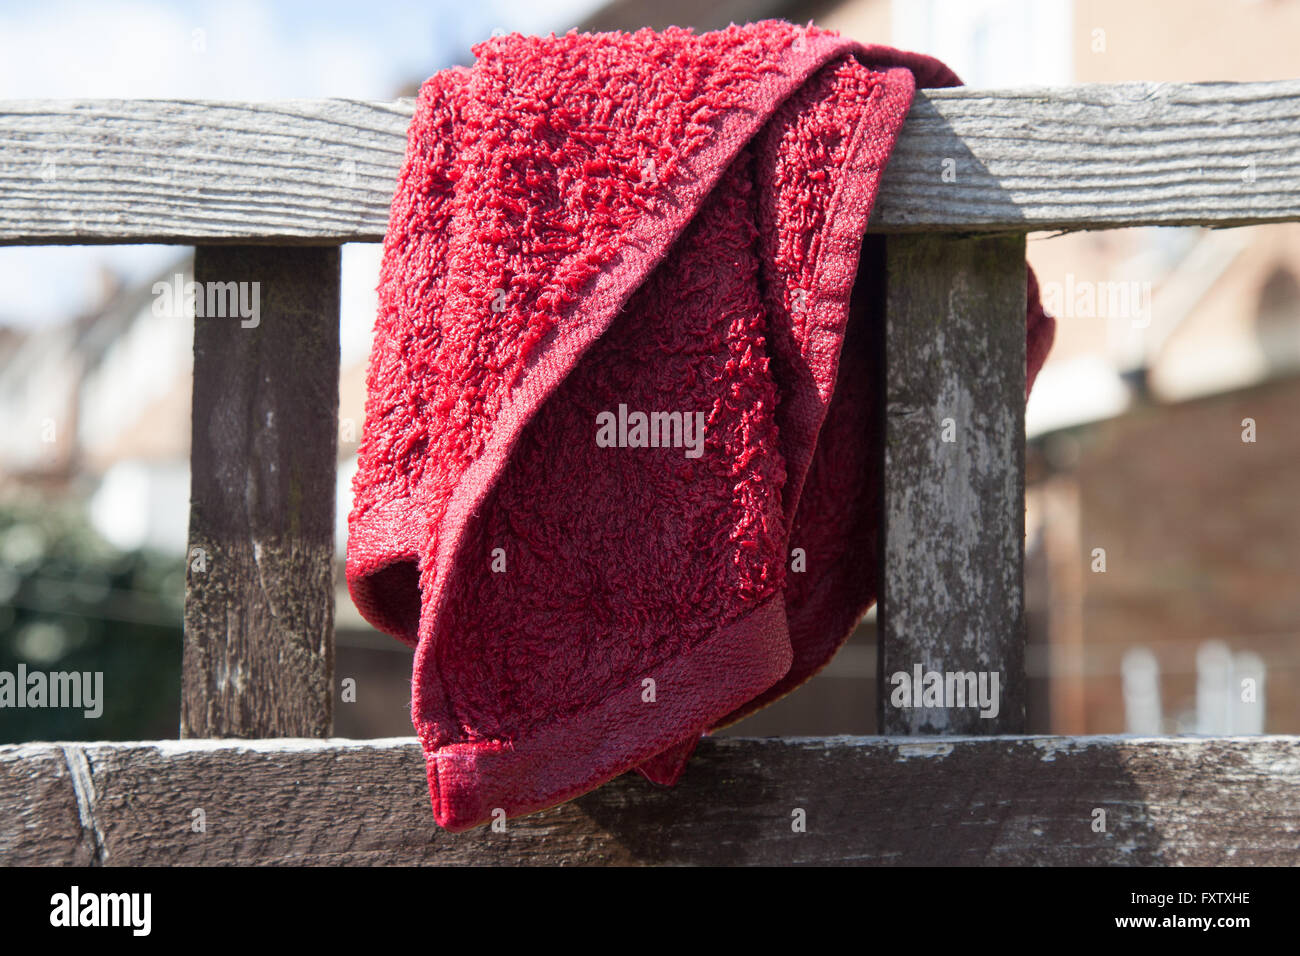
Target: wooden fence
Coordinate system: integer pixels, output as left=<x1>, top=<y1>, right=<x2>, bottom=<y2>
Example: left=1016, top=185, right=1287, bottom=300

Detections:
left=2, top=80, right=1300, bottom=864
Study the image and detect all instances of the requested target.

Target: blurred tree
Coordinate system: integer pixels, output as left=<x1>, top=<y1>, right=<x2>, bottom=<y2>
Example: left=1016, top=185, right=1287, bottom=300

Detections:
left=0, top=499, right=182, bottom=743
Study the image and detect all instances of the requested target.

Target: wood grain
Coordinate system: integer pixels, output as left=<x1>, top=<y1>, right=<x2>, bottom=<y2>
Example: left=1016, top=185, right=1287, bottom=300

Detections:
left=880, top=234, right=1027, bottom=734
left=181, top=246, right=339, bottom=738
left=2, top=736, right=1298, bottom=866
left=870, top=81, right=1300, bottom=232
left=2, top=81, right=1298, bottom=244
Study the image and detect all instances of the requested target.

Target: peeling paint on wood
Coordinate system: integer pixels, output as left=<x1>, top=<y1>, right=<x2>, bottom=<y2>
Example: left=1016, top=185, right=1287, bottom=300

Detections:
left=181, top=246, right=339, bottom=738
left=879, top=234, right=1026, bottom=735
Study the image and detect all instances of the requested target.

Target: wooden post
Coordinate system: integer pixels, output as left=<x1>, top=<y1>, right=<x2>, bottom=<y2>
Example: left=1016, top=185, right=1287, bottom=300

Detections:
left=878, top=234, right=1027, bottom=735
left=182, top=246, right=340, bottom=738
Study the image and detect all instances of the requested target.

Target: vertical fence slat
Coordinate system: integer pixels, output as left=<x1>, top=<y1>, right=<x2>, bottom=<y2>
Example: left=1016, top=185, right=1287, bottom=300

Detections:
left=181, top=246, right=340, bottom=738
left=878, top=234, right=1027, bottom=735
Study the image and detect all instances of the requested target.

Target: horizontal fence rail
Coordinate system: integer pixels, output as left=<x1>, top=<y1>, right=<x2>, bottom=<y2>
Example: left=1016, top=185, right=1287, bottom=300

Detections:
left=3, top=736, right=1298, bottom=865
left=2, top=81, right=1300, bottom=244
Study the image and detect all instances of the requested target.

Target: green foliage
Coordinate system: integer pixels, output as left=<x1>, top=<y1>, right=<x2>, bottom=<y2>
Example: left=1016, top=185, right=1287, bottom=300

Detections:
left=0, top=500, right=182, bottom=743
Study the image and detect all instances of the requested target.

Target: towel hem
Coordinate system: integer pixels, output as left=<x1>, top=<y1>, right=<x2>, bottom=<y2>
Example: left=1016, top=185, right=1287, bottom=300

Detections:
left=345, top=497, right=428, bottom=647
left=420, top=595, right=791, bottom=831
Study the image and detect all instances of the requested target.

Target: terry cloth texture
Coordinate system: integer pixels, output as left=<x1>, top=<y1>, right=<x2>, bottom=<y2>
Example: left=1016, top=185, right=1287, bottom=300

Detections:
left=348, top=20, right=1056, bottom=830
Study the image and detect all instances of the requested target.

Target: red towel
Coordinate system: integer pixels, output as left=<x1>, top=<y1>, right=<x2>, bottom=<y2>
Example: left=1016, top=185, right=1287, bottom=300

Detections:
left=348, top=20, right=1055, bottom=831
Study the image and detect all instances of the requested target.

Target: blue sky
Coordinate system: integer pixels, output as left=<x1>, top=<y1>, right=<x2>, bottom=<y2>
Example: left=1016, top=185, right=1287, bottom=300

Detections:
left=0, top=0, right=605, bottom=328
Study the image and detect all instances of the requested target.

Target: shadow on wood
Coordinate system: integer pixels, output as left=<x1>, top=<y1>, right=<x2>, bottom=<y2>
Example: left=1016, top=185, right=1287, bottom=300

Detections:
left=2, top=736, right=1296, bottom=866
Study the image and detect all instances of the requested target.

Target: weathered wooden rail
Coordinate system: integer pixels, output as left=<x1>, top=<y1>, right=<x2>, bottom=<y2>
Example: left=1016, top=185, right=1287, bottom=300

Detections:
left=2, top=81, right=1299, bottom=865
left=5, top=736, right=1298, bottom=865
left=4, top=82, right=1299, bottom=244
